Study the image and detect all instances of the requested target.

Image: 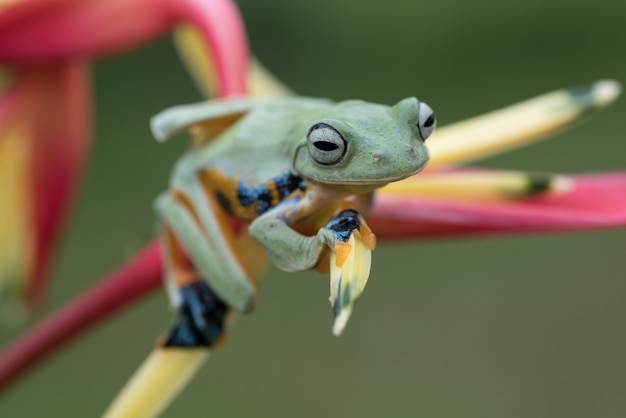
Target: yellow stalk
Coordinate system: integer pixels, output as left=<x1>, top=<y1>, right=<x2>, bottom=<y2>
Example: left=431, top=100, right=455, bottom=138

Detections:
left=247, top=59, right=293, bottom=97
left=174, top=25, right=292, bottom=99
left=381, top=170, right=574, bottom=202
left=173, top=25, right=219, bottom=99
left=426, top=80, right=621, bottom=168
left=102, top=348, right=209, bottom=418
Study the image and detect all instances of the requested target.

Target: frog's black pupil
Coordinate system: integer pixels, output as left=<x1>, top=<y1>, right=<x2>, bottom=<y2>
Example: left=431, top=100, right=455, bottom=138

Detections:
left=314, top=141, right=339, bottom=151
left=424, top=114, right=435, bottom=128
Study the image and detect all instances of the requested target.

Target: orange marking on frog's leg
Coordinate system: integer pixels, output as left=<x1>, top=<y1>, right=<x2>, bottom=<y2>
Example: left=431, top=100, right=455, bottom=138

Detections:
left=195, top=171, right=271, bottom=287
left=159, top=220, right=233, bottom=348
left=202, top=186, right=258, bottom=288
left=266, top=180, right=281, bottom=207
left=158, top=190, right=243, bottom=348
left=171, top=189, right=204, bottom=231
left=188, top=113, right=245, bottom=148
left=167, top=185, right=257, bottom=291
left=163, top=224, right=202, bottom=288
left=199, top=169, right=258, bottom=220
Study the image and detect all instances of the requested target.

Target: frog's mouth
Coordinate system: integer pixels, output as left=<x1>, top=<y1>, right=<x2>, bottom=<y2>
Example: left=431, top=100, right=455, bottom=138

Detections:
left=295, top=141, right=429, bottom=187
left=307, top=164, right=426, bottom=188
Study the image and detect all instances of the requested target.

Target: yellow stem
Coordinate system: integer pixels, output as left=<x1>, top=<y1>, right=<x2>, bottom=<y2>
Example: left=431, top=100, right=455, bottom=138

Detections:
left=174, top=25, right=292, bottom=99
left=102, top=348, right=209, bottom=418
left=173, top=24, right=218, bottom=98
left=426, top=80, right=621, bottom=168
left=381, top=170, right=574, bottom=202
left=247, top=59, right=293, bottom=97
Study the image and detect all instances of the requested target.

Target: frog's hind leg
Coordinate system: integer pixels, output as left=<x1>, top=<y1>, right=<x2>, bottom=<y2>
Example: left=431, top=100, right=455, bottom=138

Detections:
left=157, top=223, right=230, bottom=348
left=155, top=173, right=258, bottom=314
left=154, top=173, right=261, bottom=346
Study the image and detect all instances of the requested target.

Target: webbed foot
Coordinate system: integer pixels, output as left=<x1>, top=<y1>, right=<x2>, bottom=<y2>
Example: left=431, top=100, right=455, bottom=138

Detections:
left=162, top=281, right=229, bottom=348
left=325, top=209, right=377, bottom=336
left=325, top=209, right=362, bottom=243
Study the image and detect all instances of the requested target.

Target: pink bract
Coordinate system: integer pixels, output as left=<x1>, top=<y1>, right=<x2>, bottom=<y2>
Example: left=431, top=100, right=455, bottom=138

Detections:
left=371, top=171, right=626, bottom=239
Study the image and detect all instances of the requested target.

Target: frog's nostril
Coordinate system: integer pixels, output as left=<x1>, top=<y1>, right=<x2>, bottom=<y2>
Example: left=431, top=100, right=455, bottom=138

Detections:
left=372, top=153, right=384, bottom=162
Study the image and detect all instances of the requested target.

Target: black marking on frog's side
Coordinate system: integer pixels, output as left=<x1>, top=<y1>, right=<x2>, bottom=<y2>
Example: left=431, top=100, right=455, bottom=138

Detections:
left=215, top=191, right=233, bottom=214
left=237, top=172, right=306, bottom=216
left=274, top=171, right=307, bottom=198
left=238, top=181, right=273, bottom=214
left=326, top=209, right=361, bottom=242
left=163, top=281, right=229, bottom=347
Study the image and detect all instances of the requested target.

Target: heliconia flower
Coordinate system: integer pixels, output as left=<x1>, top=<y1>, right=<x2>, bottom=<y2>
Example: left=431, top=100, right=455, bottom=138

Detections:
left=0, top=2, right=625, bottom=416
left=0, top=63, right=91, bottom=319
left=2, top=74, right=624, bottom=418
left=0, top=0, right=248, bottom=96
left=371, top=170, right=626, bottom=239
left=0, top=0, right=250, bottom=316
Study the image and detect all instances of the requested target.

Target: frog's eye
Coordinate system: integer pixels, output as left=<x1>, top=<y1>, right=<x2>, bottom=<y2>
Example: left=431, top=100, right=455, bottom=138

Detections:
left=307, top=123, right=347, bottom=165
left=417, top=102, right=436, bottom=141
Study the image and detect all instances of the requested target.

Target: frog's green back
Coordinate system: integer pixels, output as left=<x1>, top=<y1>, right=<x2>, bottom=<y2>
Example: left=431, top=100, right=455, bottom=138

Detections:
left=172, top=97, right=333, bottom=184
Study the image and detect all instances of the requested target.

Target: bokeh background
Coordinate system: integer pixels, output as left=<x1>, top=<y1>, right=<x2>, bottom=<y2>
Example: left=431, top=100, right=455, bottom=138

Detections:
left=2, top=0, right=626, bottom=416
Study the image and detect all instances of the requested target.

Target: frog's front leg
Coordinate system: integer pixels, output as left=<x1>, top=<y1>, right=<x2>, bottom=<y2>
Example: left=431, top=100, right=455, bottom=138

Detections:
left=249, top=202, right=361, bottom=273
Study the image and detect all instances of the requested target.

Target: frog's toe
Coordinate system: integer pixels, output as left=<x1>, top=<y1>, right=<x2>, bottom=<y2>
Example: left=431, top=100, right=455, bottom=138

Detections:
left=325, top=209, right=362, bottom=243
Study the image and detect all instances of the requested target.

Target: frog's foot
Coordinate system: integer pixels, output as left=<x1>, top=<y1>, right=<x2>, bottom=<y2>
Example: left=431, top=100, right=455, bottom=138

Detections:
left=326, top=210, right=377, bottom=336
left=325, top=209, right=362, bottom=243
left=161, top=280, right=230, bottom=348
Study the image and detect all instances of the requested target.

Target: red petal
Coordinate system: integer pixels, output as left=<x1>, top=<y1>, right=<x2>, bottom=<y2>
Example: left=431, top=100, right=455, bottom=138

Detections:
left=0, top=0, right=171, bottom=63
left=0, top=76, right=25, bottom=125
left=164, top=0, right=249, bottom=96
left=17, top=62, right=91, bottom=307
left=369, top=172, right=626, bottom=239
left=0, top=0, right=249, bottom=97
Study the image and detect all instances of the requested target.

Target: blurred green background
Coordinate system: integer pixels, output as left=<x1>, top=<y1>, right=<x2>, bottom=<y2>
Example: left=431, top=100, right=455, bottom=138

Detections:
left=2, top=0, right=626, bottom=416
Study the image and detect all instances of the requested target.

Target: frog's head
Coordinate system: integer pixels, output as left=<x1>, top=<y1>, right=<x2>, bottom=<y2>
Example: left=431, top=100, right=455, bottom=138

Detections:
left=293, top=97, right=435, bottom=189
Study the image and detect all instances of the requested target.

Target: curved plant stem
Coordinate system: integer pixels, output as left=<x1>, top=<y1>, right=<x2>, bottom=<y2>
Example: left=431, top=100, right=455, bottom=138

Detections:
left=103, top=348, right=209, bottom=418
left=0, top=240, right=163, bottom=393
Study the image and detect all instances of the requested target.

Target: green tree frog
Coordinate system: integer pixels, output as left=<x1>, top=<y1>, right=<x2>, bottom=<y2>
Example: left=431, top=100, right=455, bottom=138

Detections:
left=150, top=96, right=435, bottom=346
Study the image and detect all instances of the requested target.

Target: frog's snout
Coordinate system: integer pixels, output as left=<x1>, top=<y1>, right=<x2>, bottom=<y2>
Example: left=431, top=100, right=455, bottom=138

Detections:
left=405, top=143, right=418, bottom=158
left=403, top=143, right=428, bottom=173
left=368, top=142, right=426, bottom=180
